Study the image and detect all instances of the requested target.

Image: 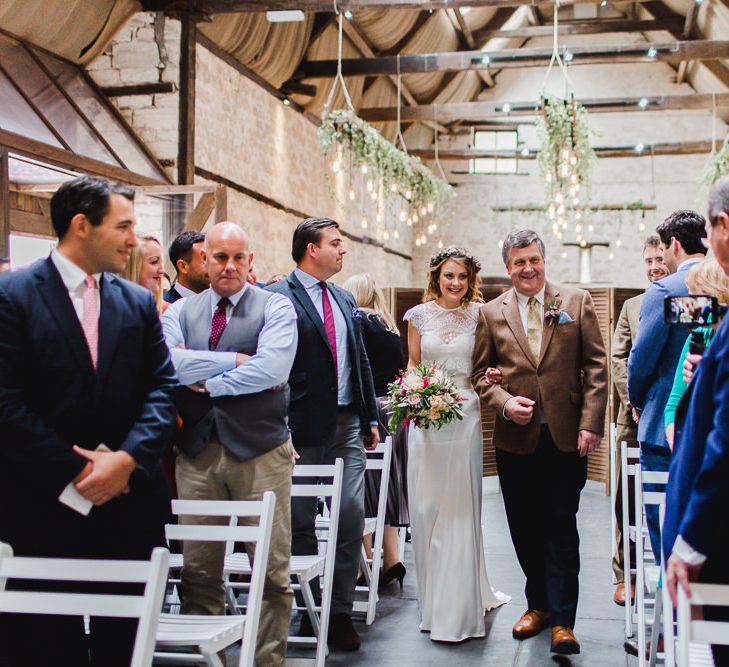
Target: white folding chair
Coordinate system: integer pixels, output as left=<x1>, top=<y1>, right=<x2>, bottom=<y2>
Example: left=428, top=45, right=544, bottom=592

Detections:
left=678, top=583, right=729, bottom=666
left=634, top=465, right=669, bottom=667
left=622, top=441, right=642, bottom=637
left=339, top=437, right=392, bottom=624
left=0, top=542, right=169, bottom=667
left=610, top=423, right=618, bottom=584
left=155, top=491, right=276, bottom=667
left=657, top=505, right=676, bottom=667
left=227, top=459, right=343, bottom=667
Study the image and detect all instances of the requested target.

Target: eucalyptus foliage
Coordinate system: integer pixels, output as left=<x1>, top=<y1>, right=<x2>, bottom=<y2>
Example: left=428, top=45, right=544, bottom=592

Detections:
left=318, top=109, right=454, bottom=212
left=535, top=96, right=594, bottom=207
left=702, top=139, right=729, bottom=188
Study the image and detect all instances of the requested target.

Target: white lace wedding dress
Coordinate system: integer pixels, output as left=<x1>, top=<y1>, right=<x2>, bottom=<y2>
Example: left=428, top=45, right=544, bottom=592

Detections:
left=404, top=300, right=510, bottom=642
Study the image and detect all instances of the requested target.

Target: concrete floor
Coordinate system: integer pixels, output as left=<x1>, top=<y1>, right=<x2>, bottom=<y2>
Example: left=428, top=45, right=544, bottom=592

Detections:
left=323, top=484, right=637, bottom=667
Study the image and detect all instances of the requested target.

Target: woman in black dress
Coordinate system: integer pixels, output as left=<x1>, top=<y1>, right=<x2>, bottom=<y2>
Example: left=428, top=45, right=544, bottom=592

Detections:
left=343, top=273, right=409, bottom=587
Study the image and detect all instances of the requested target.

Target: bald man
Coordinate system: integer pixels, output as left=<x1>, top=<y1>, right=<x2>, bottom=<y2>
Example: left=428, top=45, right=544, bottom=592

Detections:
left=162, top=222, right=298, bottom=666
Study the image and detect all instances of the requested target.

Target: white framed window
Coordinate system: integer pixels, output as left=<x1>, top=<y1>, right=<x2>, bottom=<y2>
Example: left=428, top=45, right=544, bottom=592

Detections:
left=470, top=129, right=518, bottom=174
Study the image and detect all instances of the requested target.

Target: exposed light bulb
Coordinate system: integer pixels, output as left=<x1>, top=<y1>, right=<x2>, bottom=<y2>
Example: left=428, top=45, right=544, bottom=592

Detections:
left=399, top=211, right=406, bottom=222
left=521, top=147, right=530, bottom=157
left=481, top=54, right=490, bottom=65
left=361, top=218, right=367, bottom=229
left=639, top=222, right=645, bottom=231
left=383, top=230, right=390, bottom=240
left=361, top=164, right=368, bottom=175
left=616, top=239, right=623, bottom=247
left=366, top=179, right=373, bottom=192
left=376, top=213, right=382, bottom=223
left=564, top=51, right=574, bottom=62
left=427, top=201, right=434, bottom=213
left=394, top=229, right=399, bottom=239
left=332, top=160, right=341, bottom=173
left=647, top=47, right=658, bottom=59
left=405, top=189, right=413, bottom=200
left=390, top=183, right=398, bottom=193
left=579, top=239, right=587, bottom=247
left=609, top=252, right=615, bottom=259
left=561, top=251, right=567, bottom=258
left=283, top=98, right=291, bottom=106
left=438, top=240, right=444, bottom=249
left=412, top=213, right=419, bottom=223
left=420, top=206, right=427, bottom=216
left=588, top=224, right=594, bottom=232
left=638, top=97, right=649, bottom=109
left=348, top=189, right=355, bottom=201
left=406, top=217, right=412, bottom=227
left=502, top=103, right=512, bottom=113
left=344, top=9, right=353, bottom=20
left=635, top=143, right=645, bottom=153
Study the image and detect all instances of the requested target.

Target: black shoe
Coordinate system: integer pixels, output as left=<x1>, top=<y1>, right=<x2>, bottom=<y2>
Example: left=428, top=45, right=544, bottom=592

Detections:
left=327, top=613, right=361, bottom=651
left=624, top=640, right=638, bottom=656
left=379, top=562, right=406, bottom=589
left=297, top=613, right=315, bottom=637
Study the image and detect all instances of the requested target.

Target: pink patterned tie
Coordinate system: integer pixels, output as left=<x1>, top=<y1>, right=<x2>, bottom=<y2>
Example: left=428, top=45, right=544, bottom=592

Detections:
left=210, top=297, right=230, bottom=350
left=82, top=275, right=99, bottom=369
left=319, top=282, right=338, bottom=376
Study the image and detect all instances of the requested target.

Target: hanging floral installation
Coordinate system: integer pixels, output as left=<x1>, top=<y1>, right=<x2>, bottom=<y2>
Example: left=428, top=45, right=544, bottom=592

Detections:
left=317, top=11, right=454, bottom=250
left=318, top=110, right=454, bottom=214
left=701, top=136, right=729, bottom=188
left=535, top=95, right=595, bottom=240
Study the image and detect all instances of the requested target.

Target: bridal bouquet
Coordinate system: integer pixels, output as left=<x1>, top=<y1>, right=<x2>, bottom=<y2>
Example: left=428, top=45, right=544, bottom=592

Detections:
left=386, top=363, right=466, bottom=431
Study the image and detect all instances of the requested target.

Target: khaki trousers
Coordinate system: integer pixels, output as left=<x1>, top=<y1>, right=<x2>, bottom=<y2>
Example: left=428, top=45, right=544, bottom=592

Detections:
left=176, top=436, right=294, bottom=667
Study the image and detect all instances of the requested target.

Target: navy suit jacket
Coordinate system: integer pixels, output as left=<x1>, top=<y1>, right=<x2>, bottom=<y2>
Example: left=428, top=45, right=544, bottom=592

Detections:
left=663, top=314, right=729, bottom=563
left=0, top=257, right=178, bottom=559
left=164, top=284, right=183, bottom=303
left=267, top=271, right=378, bottom=449
left=628, top=262, right=696, bottom=446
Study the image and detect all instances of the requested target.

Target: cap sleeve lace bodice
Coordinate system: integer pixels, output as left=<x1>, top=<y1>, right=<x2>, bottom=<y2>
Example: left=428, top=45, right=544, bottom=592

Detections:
left=403, top=300, right=481, bottom=344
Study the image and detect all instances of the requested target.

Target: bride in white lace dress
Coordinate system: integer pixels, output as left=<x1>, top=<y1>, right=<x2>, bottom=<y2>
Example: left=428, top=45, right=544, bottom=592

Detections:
left=404, top=248, right=509, bottom=643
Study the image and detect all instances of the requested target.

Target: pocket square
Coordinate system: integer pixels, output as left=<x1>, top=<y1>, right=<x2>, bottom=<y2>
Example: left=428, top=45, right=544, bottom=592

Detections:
left=558, top=311, right=574, bottom=325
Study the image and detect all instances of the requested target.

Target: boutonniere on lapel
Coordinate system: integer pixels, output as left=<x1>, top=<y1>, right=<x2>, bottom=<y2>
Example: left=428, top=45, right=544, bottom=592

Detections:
left=544, top=298, right=574, bottom=325
left=351, top=307, right=362, bottom=319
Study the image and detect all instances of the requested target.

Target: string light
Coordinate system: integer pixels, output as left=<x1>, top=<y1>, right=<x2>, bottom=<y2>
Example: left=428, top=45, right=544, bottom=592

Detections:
left=638, top=97, right=649, bottom=109
left=394, top=229, right=399, bottom=239
left=361, top=217, right=368, bottom=229
left=348, top=189, right=355, bottom=201
left=399, top=211, right=406, bottom=223
left=502, top=103, right=511, bottom=113
left=647, top=47, right=658, bottom=59
left=361, top=164, right=368, bottom=175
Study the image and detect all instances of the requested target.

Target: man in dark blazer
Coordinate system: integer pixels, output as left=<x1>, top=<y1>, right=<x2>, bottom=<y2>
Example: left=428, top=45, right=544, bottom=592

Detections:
left=664, top=177, right=729, bottom=666
left=0, top=176, right=178, bottom=667
left=628, top=210, right=707, bottom=562
left=164, top=229, right=208, bottom=303
left=267, top=217, right=379, bottom=652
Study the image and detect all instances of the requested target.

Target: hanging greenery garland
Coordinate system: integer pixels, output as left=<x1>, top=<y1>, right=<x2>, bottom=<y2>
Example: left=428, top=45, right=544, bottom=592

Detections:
left=535, top=96, right=594, bottom=239
left=701, top=137, right=729, bottom=188
left=318, top=109, right=455, bottom=213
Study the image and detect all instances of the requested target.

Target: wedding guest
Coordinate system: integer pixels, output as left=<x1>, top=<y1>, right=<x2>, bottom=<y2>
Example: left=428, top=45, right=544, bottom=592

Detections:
left=664, top=176, right=729, bottom=666
left=162, top=222, right=296, bottom=667
left=663, top=258, right=729, bottom=448
left=628, top=210, right=707, bottom=562
left=267, top=218, right=379, bottom=652
left=0, top=256, right=10, bottom=272
left=266, top=273, right=287, bottom=286
left=343, top=273, right=409, bottom=588
left=0, top=175, right=177, bottom=666
left=121, top=235, right=167, bottom=314
left=611, top=235, right=668, bottom=606
left=472, top=229, right=608, bottom=656
left=405, top=247, right=508, bottom=643
left=164, top=230, right=208, bottom=303
left=248, top=264, right=265, bottom=288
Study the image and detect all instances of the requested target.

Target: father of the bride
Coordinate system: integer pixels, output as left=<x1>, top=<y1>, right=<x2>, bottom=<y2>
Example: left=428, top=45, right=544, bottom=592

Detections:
left=472, top=229, right=608, bottom=656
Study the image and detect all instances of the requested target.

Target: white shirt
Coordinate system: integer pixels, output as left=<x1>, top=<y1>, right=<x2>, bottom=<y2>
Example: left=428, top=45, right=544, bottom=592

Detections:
left=50, top=249, right=101, bottom=324
left=172, top=282, right=198, bottom=299
left=294, top=267, right=353, bottom=406
left=162, top=284, right=298, bottom=398
left=678, top=258, right=703, bottom=272
left=673, top=535, right=707, bottom=565
left=515, top=286, right=546, bottom=336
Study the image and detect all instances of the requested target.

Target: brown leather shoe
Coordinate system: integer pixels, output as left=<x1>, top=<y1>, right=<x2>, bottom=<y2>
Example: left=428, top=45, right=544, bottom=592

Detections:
left=551, top=626, right=580, bottom=655
left=512, top=610, right=550, bottom=639
left=613, top=582, right=636, bottom=606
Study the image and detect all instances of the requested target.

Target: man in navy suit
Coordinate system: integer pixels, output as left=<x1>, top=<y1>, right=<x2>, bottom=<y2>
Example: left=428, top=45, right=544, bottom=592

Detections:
left=267, top=218, right=379, bottom=652
left=0, top=176, right=178, bottom=666
left=164, top=230, right=208, bottom=303
left=628, top=210, right=707, bottom=560
left=664, top=177, right=729, bottom=666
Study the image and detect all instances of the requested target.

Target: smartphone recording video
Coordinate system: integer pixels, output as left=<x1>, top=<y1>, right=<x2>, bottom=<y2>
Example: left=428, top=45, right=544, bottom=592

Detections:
left=664, top=295, right=719, bottom=326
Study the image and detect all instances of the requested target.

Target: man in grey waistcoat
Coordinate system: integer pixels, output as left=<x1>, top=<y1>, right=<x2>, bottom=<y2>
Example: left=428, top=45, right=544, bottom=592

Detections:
left=162, top=222, right=298, bottom=667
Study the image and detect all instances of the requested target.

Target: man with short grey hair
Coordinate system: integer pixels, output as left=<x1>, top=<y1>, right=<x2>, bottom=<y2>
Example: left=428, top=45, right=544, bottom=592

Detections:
left=162, top=222, right=297, bottom=666
left=472, top=229, right=608, bottom=657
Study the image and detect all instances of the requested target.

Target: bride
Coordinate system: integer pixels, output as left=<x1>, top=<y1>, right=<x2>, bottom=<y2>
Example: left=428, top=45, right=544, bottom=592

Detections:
left=404, top=246, right=509, bottom=643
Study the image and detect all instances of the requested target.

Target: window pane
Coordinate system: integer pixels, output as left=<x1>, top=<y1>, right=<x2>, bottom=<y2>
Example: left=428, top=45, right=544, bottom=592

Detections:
left=33, top=49, right=166, bottom=181
left=472, top=158, right=495, bottom=174
left=0, top=38, right=120, bottom=165
left=9, top=234, right=56, bottom=268
left=474, top=131, right=496, bottom=150
left=496, top=158, right=517, bottom=174
left=0, top=69, right=63, bottom=147
left=496, top=131, right=518, bottom=150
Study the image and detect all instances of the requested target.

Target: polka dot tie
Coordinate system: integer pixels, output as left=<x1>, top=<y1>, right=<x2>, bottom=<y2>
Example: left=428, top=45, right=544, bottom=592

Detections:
left=209, top=297, right=230, bottom=350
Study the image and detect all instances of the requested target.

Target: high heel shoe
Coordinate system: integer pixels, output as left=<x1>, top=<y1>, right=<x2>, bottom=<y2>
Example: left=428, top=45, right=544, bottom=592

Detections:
left=378, top=562, right=406, bottom=589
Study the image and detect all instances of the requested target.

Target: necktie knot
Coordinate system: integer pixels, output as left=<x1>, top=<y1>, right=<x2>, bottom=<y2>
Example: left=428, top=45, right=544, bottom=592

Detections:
left=210, top=297, right=230, bottom=350
left=216, top=296, right=230, bottom=312
left=84, top=275, right=97, bottom=290
left=527, top=296, right=537, bottom=307
left=318, top=281, right=327, bottom=291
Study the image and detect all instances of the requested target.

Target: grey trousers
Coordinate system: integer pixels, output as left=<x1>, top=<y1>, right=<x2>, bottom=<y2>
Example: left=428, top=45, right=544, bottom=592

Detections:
left=291, top=409, right=366, bottom=616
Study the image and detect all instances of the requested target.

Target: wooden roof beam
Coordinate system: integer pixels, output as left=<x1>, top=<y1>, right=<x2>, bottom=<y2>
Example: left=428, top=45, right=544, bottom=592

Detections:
left=185, top=0, right=657, bottom=11
left=297, top=40, right=729, bottom=77
left=472, top=17, right=682, bottom=40
left=359, top=92, right=729, bottom=122
left=409, top=139, right=722, bottom=160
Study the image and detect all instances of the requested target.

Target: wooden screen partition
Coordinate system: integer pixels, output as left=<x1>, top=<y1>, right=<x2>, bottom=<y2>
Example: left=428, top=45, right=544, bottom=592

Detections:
left=391, top=285, right=645, bottom=490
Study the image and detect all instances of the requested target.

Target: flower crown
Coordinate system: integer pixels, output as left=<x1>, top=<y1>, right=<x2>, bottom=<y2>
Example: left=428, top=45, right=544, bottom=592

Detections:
left=429, top=246, right=482, bottom=273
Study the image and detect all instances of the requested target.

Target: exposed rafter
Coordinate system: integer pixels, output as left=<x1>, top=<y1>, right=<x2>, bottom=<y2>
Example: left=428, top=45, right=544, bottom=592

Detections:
left=171, top=0, right=657, bottom=12
left=359, top=92, right=729, bottom=122
left=409, top=139, right=722, bottom=160
left=472, top=17, right=682, bottom=40
left=297, top=40, right=729, bottom=77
